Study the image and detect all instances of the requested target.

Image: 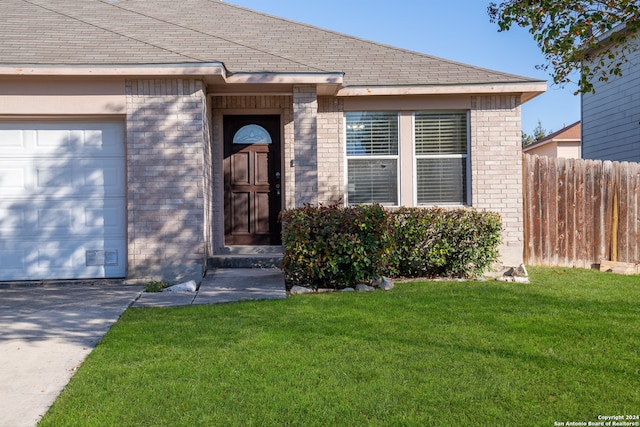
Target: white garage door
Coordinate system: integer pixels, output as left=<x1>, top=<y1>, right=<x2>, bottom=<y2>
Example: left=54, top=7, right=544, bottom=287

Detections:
left=0, top=121, right=126, bottom=281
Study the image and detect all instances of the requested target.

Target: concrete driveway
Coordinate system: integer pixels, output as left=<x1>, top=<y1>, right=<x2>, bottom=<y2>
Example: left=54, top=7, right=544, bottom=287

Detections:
left=0, top=285, right=143, bottom=427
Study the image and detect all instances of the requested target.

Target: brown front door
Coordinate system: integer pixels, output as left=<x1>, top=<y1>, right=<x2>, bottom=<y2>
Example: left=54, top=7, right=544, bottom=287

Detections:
left=224, top=115, right=282, bottom=245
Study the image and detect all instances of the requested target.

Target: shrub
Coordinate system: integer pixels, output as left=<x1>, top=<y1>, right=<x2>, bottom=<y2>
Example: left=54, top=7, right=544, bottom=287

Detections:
left=280, top=203, right=394, bottom=289
left=391, top=207, right=502, bottom=278
left=280, top=205, right=502, bottom=289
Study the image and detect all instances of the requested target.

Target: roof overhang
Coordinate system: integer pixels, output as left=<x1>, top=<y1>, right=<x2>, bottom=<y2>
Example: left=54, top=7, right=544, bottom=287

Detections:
left=0, top=64, right=345, bottom=95
left=336, top=81, right=547, bottom=103
left=583, top=22, right=632, bottom=58
left=0, top=62, right=228, bottom=82
left=0, top=63, right=544, bottom=100
left=223, top=72, right=344, bottom=96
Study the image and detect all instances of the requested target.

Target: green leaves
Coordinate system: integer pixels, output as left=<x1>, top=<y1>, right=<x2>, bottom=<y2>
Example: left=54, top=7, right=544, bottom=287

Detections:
left=280, top=203, right=394, bottom=289
left=488, top=0, right=640, bottom=93
left=144, top=281, right=169, bottom=293
left=391, top=208, right=503, bottom=278
left=280, top=205, right=503, bottom=288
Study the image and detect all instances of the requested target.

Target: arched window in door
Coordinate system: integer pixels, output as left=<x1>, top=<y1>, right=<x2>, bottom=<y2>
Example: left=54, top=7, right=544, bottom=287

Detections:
left=233, top=124, right=272, bottom=145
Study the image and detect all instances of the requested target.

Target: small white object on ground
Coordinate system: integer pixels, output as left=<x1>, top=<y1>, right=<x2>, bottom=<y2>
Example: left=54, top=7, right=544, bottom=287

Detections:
left=163, top=280, right=197, bottom=292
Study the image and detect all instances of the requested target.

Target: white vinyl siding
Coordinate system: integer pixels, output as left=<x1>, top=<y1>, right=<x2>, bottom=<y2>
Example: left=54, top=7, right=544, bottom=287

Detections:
left=346, top=112, right=399, bottom=206
left=414, top=112, right=469, bottom=205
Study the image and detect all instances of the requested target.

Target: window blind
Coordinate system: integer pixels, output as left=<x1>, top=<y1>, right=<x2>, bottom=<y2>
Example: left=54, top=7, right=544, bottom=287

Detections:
left=415, top=113, right=467, bottom=155
left=346, top=112, right=399, bottom=205
left=415, top=112, right=468, bottom=205
left=347, top=159, right=398, bottom=205
left=346, top=112, right=398, bottom=156
left=417, top=158, right=467, bottom=205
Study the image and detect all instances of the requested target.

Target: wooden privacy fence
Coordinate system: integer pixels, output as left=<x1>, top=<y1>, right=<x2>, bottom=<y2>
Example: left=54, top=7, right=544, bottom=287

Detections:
left=523, top=154, right=640, bottom=268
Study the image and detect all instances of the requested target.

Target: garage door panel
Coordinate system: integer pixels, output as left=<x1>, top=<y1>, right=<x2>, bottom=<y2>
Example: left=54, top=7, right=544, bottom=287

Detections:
left=37, top=207, right=73, bottom=231
left=84, top=204, right=124, bottom=233
left=0, top=122, right=124, bottom=157
left=0, top=129, right=25, bottom=148
left=36, top=244, right=74, bottom=269
left=79, top=161, right=125, bottom=192
left=0, top=164, right=28, bottom=195
left=0, top=207, right=26, bottom=232
left=36, top=165, right=73, bottom=190
left=0, top=160, right=124, bottom=198
left=0, top=165, right=25, bottom=186
left=0, top=120, right=126, bottom=281
left=36, top=129, right=74, bottom=149
left=0, top=238, right=126, bottom=280
left=0, top=198, right=124, bottom=238
left=0, top=249, right=25, bottom=272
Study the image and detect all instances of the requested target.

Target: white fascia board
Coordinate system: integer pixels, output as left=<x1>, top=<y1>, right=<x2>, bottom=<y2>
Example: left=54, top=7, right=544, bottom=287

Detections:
left=0, top=63, right=227, bottom=78
left=225, top=72, right=344, bottom=85
left=336, top=81, right=547, bottom=102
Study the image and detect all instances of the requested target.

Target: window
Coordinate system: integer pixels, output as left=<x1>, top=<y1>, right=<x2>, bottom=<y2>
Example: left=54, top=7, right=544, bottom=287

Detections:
left=233, top=124, right=272, bottom=144
left=346, top=112, right=398, bottom=206
left=415, top=112, right=469, bottom=205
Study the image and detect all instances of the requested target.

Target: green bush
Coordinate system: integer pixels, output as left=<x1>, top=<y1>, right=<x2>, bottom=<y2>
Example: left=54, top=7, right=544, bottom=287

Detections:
left=280, top=205, right=503, bottom=288
left=391, top=207, right=502, bottom=278
left=280, top=203, right=394, bottom=289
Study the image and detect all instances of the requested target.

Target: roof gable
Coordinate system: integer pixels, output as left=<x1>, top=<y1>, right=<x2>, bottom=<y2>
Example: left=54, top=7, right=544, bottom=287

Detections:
left=0, top=0, right=544, bottom=88
left=523, top=121, right=581, bottom=153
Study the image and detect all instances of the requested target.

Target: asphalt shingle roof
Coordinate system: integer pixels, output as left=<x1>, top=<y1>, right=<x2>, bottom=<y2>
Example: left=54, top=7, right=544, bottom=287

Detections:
left=0, top=0, right=542, bottom=87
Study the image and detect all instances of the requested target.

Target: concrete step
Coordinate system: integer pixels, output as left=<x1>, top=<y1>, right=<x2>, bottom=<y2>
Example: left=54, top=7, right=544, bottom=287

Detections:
left=218, top=245, right=284, bottom=255
left=208, top=246, right=284, bottom=269
left=207, top=255, right=283, bottom=269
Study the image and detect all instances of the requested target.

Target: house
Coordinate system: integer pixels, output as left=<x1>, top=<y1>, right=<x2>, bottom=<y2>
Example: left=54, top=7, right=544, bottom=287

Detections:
left=0, top=0, right=546, bottom=283
left=523, top=121, right=581, bottom=159
left=582, top=27, right=640, bottom=161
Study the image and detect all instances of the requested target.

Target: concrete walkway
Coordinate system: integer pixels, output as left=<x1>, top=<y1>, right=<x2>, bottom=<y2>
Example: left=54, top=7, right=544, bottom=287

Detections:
left=133, top=268, right=286, bottom=308
left=0, top=268, right=286, bottom=427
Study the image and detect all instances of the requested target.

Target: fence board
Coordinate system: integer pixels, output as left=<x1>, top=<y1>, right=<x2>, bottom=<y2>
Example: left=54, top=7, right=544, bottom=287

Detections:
left=584, top=159, right=595, bottom=267
left=524, top=154, right=640, bottom=268
left=548, top=156, right=559, bottom=266
left=630, top=163, right=640, bottom=259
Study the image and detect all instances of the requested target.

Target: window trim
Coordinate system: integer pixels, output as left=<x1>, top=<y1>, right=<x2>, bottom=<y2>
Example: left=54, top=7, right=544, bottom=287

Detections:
left=344, top=112, right=401, bottom=206
left=412, top=111, right=471, bottom=207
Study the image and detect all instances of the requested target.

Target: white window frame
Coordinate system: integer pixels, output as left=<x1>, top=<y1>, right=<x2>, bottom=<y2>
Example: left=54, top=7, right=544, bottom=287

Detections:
left=344, top=112, right=401, bottom=207
left=413, top=111, right=471, bottom=207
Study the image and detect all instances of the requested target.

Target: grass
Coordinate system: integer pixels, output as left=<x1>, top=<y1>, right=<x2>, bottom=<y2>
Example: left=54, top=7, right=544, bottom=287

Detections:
left=40, top=267, right=640, bottom=426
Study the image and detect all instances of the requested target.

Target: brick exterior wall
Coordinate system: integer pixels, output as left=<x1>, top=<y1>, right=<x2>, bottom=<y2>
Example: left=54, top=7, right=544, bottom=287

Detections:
left=317, top=96, right=345, bottom=204
left=470, top=95, right=524, bottom=266
left=125, top=88, right=523, bottom=270
left=125, top=79, right=208, bottom=283
left=292, top=85, right=318, bottom=206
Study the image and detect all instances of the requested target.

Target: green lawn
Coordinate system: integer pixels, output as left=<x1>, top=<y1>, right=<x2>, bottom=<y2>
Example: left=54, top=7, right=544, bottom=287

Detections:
left=40, top=267, right=640, bottom=427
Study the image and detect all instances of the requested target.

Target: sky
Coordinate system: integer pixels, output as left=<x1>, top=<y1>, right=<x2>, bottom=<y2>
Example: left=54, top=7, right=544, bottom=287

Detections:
left=223, top=0, right=581, bottom=136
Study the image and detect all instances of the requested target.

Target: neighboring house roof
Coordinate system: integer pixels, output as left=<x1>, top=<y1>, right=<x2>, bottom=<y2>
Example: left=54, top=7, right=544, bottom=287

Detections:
left=0, top=0, right=545, bottom=97
left=523, top=121, right=581, bottom=154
